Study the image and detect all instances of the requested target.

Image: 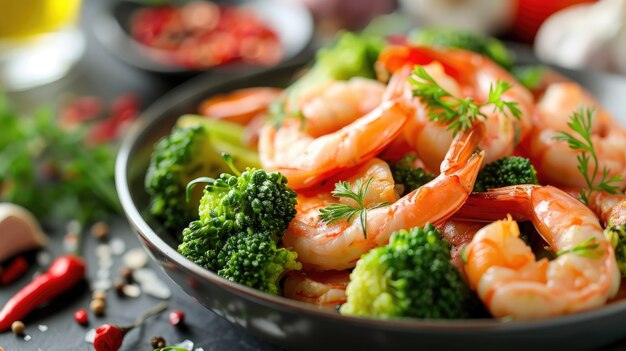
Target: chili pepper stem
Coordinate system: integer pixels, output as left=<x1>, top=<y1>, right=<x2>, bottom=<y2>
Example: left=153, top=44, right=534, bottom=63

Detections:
left=119, top=301, right=169, bottom=334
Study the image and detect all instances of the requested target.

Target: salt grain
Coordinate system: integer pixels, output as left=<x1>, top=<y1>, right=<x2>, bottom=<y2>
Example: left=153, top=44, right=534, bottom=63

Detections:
left=24, top=335, right=31, bottom=341
left=37, top=325, right=48, bottom=332
left=36, top=251, right=51, bottom=267
left=176, top=339, right=194, bottom=350
left=123, top=248, right=148, bottom=269
left=110, top=238, right=126, bottom=256
left=97, top=268, right=110, bottom=280
left=122, top=284, right=141, bottom=298
left=85, top=328, right=96, bottom=343
left=95, top=244, right=111, bottom=258
left=93, top=279, right=112, bottom=291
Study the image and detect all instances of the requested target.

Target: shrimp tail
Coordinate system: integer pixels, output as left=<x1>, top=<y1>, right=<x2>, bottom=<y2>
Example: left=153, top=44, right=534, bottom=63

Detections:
left=441, top=122, right=486, bottom=175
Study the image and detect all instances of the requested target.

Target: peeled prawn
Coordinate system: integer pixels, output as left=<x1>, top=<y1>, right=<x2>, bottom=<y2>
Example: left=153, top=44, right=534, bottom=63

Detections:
left=457, top=185, right=620, bottom=319
left=283, top=270, right=350, bottom=308
left=525, top=82, right=626, bottom=188
left=259, top=100, right=408, bottom=190
left=296, top=78, right=386, bottom=137
left=283, top=124, right=485, bottom=271
left=380, top=46, right=534, bottom=171
left=589, top=191, right=626, bottom=227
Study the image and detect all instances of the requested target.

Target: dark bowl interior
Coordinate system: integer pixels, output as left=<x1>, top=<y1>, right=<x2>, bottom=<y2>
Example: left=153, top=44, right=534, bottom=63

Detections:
left=116, top=63, right=626, bottom=351
left=94, top=0, right=314, bottom=74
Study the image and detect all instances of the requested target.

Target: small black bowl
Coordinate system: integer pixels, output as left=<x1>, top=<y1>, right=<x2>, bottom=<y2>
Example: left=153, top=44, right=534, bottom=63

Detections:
left=116, top=64, right=626, bottom=351
left=94, top=0, right=314, bottom=74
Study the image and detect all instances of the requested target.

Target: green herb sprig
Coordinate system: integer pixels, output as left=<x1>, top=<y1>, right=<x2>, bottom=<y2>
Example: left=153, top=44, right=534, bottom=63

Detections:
left=554, top=108, right=622, bottom=204
left=319, top=177, right=389, bottom=239
left=410, top=65, right=521, bottom=136
left=556, top=237, right=604, bottom=259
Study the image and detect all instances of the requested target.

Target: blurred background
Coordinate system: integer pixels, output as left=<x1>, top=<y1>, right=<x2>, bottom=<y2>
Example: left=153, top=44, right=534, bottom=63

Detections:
left=2, top=0, right=625, bottom=104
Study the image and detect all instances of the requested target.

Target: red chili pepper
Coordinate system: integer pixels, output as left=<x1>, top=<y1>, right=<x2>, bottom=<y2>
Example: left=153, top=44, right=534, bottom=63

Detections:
left=1, top=256, right=29, bottom=285
left=94, top=324, right=125, bottom=351
left=0, top=254, right=86, bottom=332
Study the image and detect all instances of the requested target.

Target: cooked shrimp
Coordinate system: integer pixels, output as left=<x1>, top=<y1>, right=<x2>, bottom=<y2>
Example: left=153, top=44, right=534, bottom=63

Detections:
left=525, top=82, right=626, bottom=188
left=259, top=99, right=409, bottom=190
left=295, top=78, right=386, bottom=137
left=199, top=87, right=282, bottom=125
left=283, top=270, right=350, bottom=308
left=589, top=191, right=626, bottom=227
left=283, top=123, right=485, bottom=271
left=457, top=185, right=620, bottom=319
left=437, top=220, right=485, bottom=282
left=379, top=46, right=535, bottom=171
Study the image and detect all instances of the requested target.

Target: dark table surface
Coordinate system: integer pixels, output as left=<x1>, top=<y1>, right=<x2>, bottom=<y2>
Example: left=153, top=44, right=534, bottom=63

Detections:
left=3, top=1, right=626, bottom=351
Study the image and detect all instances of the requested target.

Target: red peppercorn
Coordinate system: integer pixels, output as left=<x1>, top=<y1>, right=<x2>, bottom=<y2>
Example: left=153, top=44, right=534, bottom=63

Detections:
left=74, top=308, right=89, bottom=325
left=168, top=310, right=185, bottom=326
left=93, top=324, right=125, bottom=351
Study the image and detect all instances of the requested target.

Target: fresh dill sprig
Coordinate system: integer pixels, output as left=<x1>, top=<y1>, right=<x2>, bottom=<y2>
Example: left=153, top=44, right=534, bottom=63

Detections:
left=319, top=177, right=389, bottom=239
left=556, top=237, right=604, bottom=259
left=554, top=108, right=622, bottom=204
left=410, top=65, right=521, bottom=136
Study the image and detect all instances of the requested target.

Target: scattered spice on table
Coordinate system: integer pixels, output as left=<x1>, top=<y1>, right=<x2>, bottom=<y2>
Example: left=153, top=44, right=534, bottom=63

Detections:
left=168, top=310, right=185, bottom=327
left=93, top=301, right=168, bottom=351
left=11, top=320, right=25, bottom=335
left=0, top=256, right=29, bottom=285
left=151, top=335, right=167, bottom=348
left=0, top=254, right=86, bottom=332
left=74, top=308, right=89, bottom=325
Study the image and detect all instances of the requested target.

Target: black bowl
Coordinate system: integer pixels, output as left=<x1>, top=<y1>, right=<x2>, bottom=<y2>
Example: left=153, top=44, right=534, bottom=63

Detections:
left=116, top=64, right=626, bottom=351
left=94, top=0, right=314, bottom=74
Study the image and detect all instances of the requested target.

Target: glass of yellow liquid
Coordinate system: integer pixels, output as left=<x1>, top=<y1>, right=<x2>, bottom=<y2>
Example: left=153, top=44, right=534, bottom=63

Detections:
left=0, top=0, right=85, bottom=91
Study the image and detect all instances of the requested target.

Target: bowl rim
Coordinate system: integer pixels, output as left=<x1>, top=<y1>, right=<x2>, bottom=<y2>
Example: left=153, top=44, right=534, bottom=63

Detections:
left=115, top=63, right=626, bottom=333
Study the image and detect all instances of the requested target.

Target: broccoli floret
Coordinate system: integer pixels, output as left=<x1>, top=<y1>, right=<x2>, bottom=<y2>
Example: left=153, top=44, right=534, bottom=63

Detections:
left=409, top=28, right=514, bottom=70
left=473, top=156, right=538, bottom=192
left=178, top=159, right=300, bottom=293
left=340, top=224, right=470, bottom=319
left=145, top=117, right=261, bottom=231
left=218, top=230, right=301, bottom=295
left=197, top=167, right=297, bottom=238
left=286, top=32, right=384, bottom=103
left=605, top=224, right=626, bottom=276
left=390, top=154, right=435, bottom=196
left=512, top=65, right=547, bottom=90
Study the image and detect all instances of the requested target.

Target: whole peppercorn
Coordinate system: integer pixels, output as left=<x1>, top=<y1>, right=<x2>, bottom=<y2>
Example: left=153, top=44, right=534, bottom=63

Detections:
left=90, top=298, right=106, bottom=316
left=11, top=320, right=25, bottom=335
left=74, top=308, right=89, bottom=325
left=92, top=290, right=107, bottom=301
left=168, top=310, right=185, bottom=326
left=91, top=222, right=110, bottom=240
left=113, top=280, right=125, bottom=297
left=150, top=335, right=167, bottom=348
left=120, top=266, right=133, bottom=283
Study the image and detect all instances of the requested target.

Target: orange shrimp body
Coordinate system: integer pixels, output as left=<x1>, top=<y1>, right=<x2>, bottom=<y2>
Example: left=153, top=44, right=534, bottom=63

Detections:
left=457, top=185, right=620, bottom=319
left=379, top=46, right=534, bottom=171
left=525, top=82, right=626, bottom=188
left=284, top=124, right=485, bottom=271
left=283, top=270, right=350, bottom=308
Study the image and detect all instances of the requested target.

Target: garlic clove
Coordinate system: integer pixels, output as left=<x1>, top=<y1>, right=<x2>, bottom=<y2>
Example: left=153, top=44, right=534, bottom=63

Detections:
left=0, top=203, right=47, bottom=262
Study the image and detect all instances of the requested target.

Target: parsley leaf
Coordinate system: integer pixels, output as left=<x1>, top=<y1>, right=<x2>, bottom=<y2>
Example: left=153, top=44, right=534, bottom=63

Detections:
left=318, top=177, right=389, bottom=239
left=554, top=108, right=622, bottom=204
left=410, top=65, right=521, bottom=136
